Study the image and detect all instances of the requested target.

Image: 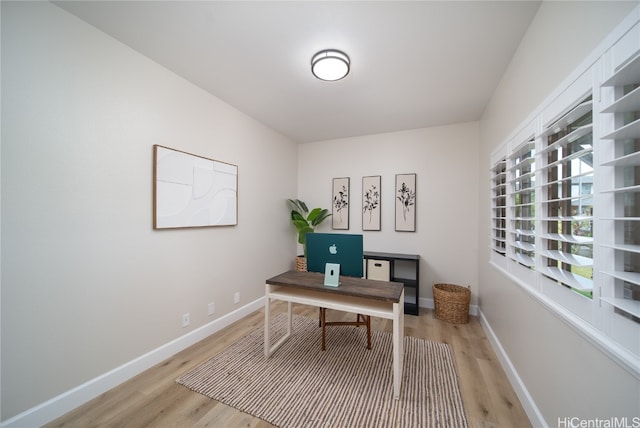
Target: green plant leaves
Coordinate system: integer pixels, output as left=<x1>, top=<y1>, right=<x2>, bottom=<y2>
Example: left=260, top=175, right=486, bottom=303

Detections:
left=287, top=199, right=331, bottom=256
left=287, top=199, right=308, bottom=216
left=308, top=208, right=331, bottom=226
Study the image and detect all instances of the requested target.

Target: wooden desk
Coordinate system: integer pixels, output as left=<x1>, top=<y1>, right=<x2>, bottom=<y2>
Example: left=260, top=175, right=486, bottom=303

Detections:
left=264, top=270, right=405, bottom=399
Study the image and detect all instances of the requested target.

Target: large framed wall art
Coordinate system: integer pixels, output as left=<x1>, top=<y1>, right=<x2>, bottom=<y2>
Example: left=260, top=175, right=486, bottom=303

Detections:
left=362, top=175, right=381, bottom=231
left=332, top=177, right=350, bottom=230
left=153, top=145, right=238, bottom=229
left=395, top=173, right=416, bottom=232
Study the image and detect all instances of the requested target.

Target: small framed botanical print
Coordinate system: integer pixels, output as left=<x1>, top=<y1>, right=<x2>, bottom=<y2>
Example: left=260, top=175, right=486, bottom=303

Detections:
left=362, top=175, right=381, bottom=231
left=395, top=173, right=416, bottom=232
left=332, top=177, right=350, bottom=230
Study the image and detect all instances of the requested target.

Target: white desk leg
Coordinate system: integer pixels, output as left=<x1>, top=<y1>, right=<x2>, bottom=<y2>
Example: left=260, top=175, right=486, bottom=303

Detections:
left=264, top=283, right=271, bottom=358
left=400, top=289, right=404, bottom=389
left=392, top=289, right=405, bottom=400
left=264, top=284, right=293, bottom=357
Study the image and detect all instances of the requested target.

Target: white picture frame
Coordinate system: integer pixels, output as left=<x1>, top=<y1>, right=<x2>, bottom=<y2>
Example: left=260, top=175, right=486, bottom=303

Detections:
left=153, top=145, right=238, bottom=229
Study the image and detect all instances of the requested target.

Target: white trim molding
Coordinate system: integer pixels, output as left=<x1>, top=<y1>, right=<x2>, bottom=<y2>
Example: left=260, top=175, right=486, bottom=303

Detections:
left=490, top=262, right=640, bottom=380
left=0, top=298, right=265, bottom=428
left=479, top=308, right=547, bottom=428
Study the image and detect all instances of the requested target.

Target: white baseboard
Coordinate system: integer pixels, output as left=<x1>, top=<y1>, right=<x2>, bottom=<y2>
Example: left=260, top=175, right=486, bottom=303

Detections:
left=478, top=309, right=547, bottom=428
left=1, top=298, right=265, bottom=428
left=1, top=296, right=495, bottom=428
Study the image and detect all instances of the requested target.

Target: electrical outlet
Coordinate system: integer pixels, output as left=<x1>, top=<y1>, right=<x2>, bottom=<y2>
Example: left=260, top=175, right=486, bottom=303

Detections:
left=182, top=313, right=190, bottom=328
left=234, top=292, right=240, bottom=304
left=208, top=302, right=215, bottom=316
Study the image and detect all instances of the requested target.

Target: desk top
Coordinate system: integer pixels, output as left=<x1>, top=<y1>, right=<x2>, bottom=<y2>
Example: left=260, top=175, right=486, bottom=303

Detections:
left=266, top=270, right=404, bottom=303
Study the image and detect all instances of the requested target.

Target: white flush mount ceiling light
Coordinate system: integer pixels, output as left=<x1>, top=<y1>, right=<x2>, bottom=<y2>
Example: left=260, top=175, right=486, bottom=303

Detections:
left=311, top=49, right=350, bottom=81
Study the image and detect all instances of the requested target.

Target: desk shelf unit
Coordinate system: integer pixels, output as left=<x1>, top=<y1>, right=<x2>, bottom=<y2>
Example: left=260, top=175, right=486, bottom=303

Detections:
left=363, top=251, right=420, bottom=315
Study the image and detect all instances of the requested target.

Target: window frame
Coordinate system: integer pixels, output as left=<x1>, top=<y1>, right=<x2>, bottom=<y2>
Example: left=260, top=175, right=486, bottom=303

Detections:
left=488, top=14, right=640, bottom=378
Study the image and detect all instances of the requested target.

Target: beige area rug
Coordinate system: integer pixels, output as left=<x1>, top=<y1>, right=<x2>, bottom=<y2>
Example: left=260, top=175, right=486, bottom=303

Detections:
left=177, top=314, right=468, bottom=427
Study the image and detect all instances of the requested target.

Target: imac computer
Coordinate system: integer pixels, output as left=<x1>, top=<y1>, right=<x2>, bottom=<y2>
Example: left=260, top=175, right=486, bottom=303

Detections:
left=306, top=233, right=364, bottom=278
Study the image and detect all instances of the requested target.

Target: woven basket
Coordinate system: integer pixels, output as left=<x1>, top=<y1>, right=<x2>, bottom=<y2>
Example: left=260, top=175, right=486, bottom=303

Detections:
left=433, top=283, right=471, bottom=324
left=295, top=256, right=307, bottom=272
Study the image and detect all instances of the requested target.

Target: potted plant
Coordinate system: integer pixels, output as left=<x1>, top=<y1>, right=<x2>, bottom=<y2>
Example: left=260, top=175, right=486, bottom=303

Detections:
left=287, top=198, right=331, bottom=271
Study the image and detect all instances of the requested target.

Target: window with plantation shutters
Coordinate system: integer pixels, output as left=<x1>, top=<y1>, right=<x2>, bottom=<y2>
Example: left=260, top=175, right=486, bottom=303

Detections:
left=487, top=12, right=639, bottom=373
left=599, top=52, right=640, bottom=351
left=508, top=138, right=536, bottom=268
left=491, top=158, right=507, bottom=256
left=539, top=95, right=594, bottom=297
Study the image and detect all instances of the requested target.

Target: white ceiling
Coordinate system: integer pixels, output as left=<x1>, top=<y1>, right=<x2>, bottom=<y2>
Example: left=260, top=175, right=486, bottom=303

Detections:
left=54, top=1, right=541, bottom=143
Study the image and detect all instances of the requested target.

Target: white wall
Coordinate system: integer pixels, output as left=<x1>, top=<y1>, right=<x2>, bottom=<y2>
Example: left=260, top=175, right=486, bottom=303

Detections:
left=5, top=1, right=638, bottom=425
left=1, top=2, right=297, bottom=421
left=299, top=123, right=479, bottom=304
left=478, top=1, right=640, bottom=425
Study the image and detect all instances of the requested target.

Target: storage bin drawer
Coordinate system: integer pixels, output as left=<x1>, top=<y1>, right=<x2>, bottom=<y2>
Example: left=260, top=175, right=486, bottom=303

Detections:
left=367, top=259, right=390, bottom=281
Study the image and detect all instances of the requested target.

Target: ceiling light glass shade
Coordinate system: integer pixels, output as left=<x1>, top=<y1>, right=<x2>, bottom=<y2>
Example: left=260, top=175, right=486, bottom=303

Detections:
left=311, top=50, right=350, bottom=81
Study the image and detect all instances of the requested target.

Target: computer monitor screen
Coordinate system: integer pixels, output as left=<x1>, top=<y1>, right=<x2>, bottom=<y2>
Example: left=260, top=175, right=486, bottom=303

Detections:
left=306, top=233, right=363, bottom=278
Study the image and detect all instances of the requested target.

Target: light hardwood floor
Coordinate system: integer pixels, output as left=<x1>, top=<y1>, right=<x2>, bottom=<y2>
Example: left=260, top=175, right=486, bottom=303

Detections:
left=46, top=302, right=531, bottom=427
